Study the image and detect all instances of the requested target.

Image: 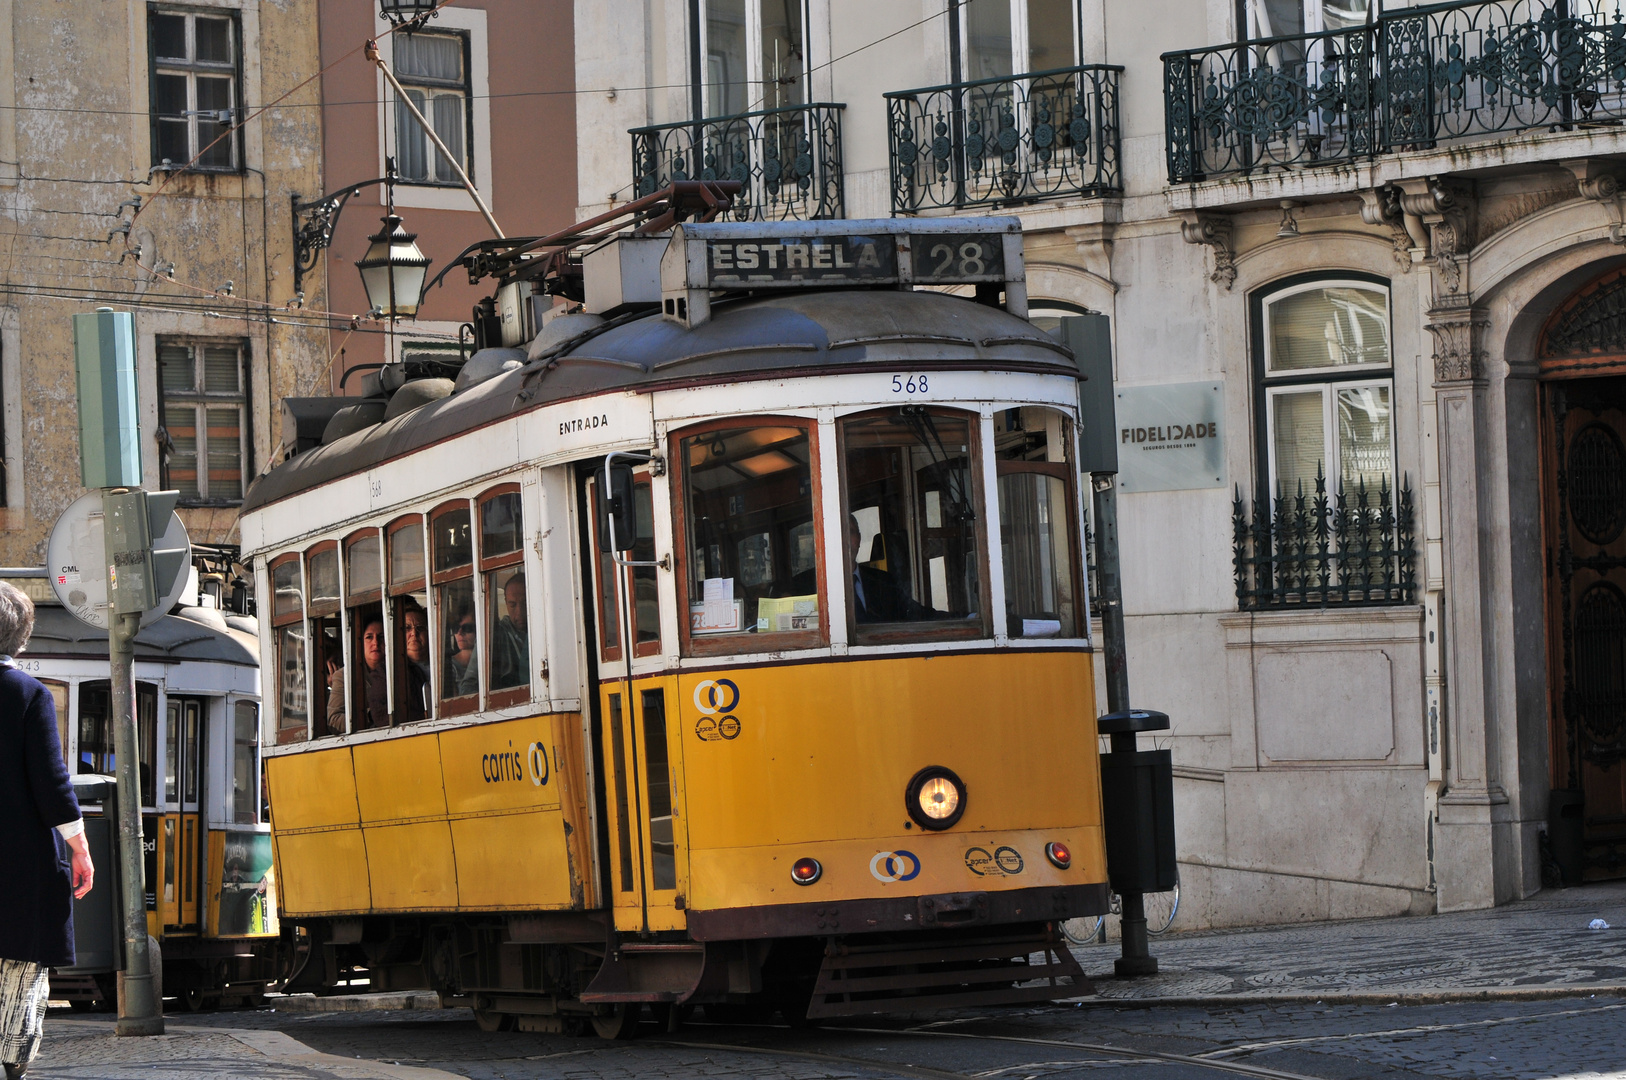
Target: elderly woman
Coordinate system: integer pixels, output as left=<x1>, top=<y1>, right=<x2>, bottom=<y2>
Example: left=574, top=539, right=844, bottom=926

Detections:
left=0, top=582, right=93, bottom=1079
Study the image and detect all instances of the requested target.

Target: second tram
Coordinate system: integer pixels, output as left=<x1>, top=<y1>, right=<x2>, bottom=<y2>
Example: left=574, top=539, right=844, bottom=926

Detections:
left=243, top=205, right=1109, bottom=1031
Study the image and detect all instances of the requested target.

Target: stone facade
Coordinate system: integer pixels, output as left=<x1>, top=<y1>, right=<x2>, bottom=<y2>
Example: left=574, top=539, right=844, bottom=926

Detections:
left=574, top=0, right=1626, bottom=925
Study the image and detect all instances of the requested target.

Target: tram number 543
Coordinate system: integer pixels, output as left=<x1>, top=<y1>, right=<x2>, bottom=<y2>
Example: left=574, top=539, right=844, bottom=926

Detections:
left=891, top=374, right=929, bottom=394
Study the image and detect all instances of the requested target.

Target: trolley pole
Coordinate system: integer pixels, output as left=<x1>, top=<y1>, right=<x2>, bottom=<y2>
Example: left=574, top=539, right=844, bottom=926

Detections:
left=108, top=606, right=162, bottom=1035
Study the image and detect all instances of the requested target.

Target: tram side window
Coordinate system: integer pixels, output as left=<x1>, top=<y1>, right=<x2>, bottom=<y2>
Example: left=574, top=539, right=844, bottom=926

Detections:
left=232, top=701, right=259, bottom=824
left=78, top=681, right=159, bottom=806
left=840, top=408, right=987, bottom=641
left=270, top=556, right=308, bottom=743
left=995, top=408, right=1082, bottom=638
left=678, top=422, right=821, bottom=650
left=306, top=544, right=344, bottom=735
left=338, top=531, right=389, bottom=731
left=432, top=503, right=480, bottom=711
left=480, top=488, right=531, bottom=700
left=389, top=517, right=431, bottom=723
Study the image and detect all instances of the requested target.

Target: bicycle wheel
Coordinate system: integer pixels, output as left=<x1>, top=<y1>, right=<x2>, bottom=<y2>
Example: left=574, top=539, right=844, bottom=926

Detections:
left=1061, top=916, right=1104, bottom=946
left=1144, top=878, right=1180, bottom=935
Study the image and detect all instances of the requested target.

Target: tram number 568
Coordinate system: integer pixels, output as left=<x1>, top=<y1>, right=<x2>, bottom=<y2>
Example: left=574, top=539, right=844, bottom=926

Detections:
left=891, top=374, right=929, bottom=394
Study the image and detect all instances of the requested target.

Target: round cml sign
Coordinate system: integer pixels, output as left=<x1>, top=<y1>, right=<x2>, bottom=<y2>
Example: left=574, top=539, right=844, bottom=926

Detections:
left=47, top=492, right=191, bottom=630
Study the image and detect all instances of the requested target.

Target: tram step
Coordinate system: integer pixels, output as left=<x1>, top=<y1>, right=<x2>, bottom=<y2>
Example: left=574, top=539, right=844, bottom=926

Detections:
left=806, top=933, right=1090, bottom=1019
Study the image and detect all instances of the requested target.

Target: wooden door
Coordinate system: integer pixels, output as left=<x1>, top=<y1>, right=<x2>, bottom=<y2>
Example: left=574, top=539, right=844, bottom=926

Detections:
left=1546, top=376, right=1626, bottom=879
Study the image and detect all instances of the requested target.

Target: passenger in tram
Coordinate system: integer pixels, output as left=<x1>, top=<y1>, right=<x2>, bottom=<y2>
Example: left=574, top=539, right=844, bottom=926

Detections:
left=399, top=602, right=431, bottom=721
left=489, top=574, right=528, bottom=691
left=445, top=605, right=480, bottom=698
left=325, top=617, right=390, bottom=731
left=847, top=514, right=927, bottom=623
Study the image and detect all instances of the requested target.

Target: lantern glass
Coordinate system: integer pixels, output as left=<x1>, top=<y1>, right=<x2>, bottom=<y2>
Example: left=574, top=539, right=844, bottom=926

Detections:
left=379, top=0, right=438, bottom=26
left=356, top=214, right=431, bottom=318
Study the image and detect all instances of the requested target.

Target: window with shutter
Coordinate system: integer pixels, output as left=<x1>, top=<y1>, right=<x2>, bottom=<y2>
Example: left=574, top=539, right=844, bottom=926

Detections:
left=157, top=340, right=249, bottom=505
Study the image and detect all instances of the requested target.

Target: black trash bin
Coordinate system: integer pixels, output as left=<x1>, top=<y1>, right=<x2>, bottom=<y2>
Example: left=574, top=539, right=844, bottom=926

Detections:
left=1549, top=789, right=1585, bottom=887
left=1098, top=710, right=1177, bottom=896
left=59, top=775, right=123, bottom=975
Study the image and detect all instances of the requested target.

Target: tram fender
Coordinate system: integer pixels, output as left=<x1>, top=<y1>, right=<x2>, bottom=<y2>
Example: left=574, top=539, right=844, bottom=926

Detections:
left=579, top=941, right=708, bottom=1004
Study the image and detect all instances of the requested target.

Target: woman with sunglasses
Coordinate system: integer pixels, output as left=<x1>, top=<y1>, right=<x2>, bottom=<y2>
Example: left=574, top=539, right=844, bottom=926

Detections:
left=445, top=605, right=480, bottom=699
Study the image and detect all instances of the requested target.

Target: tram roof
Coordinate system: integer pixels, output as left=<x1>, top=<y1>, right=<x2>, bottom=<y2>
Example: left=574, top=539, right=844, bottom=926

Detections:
left=243, top=288, right=1076, bottom=514
left=24, top=606, right=259, bottom=667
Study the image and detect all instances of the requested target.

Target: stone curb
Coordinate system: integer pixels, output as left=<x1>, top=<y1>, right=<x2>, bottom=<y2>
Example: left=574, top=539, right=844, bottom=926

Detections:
left=268, top=992, right=445, bottom=1013
left=1062, top=983, right=1626, bottom=1008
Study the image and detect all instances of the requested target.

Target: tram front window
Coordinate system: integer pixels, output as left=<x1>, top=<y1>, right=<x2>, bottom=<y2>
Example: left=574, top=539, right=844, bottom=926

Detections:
left=842, top=408, right=985, bottom=640
left=78, top=680, right=159, bottom=805
left=995, top=408, right=1082, bottom=638
left=433, top=503, right=480, bottom=706
left=679, top=422, right=820, bottom=646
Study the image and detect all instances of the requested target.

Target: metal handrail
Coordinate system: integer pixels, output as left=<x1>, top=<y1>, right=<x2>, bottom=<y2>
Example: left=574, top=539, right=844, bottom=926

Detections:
left=882, top=62, right=1127, bottom=100
left=629, top=100, right=847, bottom=135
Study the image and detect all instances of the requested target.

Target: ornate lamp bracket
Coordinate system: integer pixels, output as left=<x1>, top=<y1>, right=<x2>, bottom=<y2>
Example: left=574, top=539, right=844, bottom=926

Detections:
left=291, top=165, right=398, bottom=296
left=1181, top=213, right=1236, bottom=291
left=1563, top=159, right=1626, bottom=244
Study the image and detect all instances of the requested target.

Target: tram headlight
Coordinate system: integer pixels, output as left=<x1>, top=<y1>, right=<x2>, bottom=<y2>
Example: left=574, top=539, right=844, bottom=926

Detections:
left=1045, top=842, right=1072, bottom=869
left=790, top=857, right=822, bottom=885
left=905, top=766, right=967, bottom=831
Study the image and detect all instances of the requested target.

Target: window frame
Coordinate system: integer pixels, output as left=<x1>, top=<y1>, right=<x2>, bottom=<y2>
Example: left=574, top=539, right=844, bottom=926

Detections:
left=953, top=0, right=1083, bottom=82
left=304, top=541, right=345, bottom=736
left=588, top=469, right=664, bottom=662
left=390, top=27, right=474, bottom=188
left=670, top=415, right=827, bottom=658
left=429, top=498, right=481, bottom=717
left=693, top=0, right=812, bottom=117
left=477, top=484, right=531, bottom=710
left=1251, top=272, right=1395, bottom=503
left=993, top=408, right=1086, bottom=640
left=836, top=405, right=993, bottom=646
left=156, top=337, right=251, bottom=506
left=388, top=514, right=433, bottom=723
left=344, top=528, right=389, bottom=731
left=268, top=552, right=309, bottom=744
left=148, top=4, right=242, bottom=173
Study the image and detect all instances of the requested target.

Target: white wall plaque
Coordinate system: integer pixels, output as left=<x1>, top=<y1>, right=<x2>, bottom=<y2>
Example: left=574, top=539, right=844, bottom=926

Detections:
left=1115, top=382, right=1225, bottom=493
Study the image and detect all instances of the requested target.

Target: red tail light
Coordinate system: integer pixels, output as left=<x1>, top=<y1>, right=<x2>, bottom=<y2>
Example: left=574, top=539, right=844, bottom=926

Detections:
left=791, top=857, right=822, bottom=885
left=1045, top=842, right=1072, bottom=869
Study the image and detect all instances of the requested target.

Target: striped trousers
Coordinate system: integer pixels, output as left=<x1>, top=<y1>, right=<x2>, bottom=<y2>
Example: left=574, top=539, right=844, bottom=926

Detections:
left=0, top=959, right=48, bottom=1065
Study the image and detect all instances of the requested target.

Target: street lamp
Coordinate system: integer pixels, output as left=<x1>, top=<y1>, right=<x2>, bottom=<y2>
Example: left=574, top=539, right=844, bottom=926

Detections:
left=379, top=0, right=438, bottom=27
left=356, top=212, right=430, bottom=319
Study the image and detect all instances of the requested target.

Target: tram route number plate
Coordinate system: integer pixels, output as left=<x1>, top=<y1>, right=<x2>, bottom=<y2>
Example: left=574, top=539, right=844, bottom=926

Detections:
left=911, top=233, right=1007, bottom=283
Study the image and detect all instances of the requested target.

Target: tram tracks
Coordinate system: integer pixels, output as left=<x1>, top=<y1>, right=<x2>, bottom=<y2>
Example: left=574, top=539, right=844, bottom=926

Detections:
left=659, top=1020, right=1341, bottom=1080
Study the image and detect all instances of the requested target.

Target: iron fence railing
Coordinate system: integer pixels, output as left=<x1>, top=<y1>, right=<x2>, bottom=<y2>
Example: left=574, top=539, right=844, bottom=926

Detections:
left=1232, top=468, right=1418, bottom=610
left=1165, top=0, right=1626, bottom=183
left=885, top=64, right=1123, bottom=213
left=629, top=102, right=845, bottom=221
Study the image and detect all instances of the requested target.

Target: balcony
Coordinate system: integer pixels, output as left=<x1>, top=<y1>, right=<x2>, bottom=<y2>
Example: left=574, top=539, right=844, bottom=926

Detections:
left=1231, top=471, right=1418, bottom=611
left=885, top=64, right=1123, bottom=214
left=1165, top=0, right=1626, bottom=185
left=630, top=103, right=845, bottom=221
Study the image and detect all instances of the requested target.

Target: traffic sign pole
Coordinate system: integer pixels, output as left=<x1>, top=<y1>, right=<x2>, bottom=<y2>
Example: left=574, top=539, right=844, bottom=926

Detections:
left=107, top=605, right=161, bottom=1035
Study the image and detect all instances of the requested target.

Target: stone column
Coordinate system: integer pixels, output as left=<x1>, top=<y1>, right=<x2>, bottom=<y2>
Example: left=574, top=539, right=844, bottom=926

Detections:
left=1425, top=297, right=1513, bottom=911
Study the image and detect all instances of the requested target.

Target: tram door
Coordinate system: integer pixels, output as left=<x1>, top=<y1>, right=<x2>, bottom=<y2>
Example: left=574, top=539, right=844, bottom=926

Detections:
left=583, top=466, right=687, bottom=933
left=162, top=697, right=205, bottom=929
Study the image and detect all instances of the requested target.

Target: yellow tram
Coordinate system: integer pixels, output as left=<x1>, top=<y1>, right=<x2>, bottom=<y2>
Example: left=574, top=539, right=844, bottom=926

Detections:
left=242, top=207, right=1109, bottom=1032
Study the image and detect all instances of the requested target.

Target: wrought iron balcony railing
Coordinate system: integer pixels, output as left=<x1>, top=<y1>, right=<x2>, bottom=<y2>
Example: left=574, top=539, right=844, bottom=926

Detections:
left=1165, top=0, right=1626, bottom=184
left=630, top=102, right=845, bottom=222
left=886, top=64, right=1123, bottom=213
left=1232, top=469, right=1418, bottom=611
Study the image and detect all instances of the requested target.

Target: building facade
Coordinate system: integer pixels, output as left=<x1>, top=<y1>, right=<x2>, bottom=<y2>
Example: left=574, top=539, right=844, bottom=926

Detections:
left=312, top=0, right=576, bottom=387
left=575, top=0, right=1626, bottom=926
left=0, top=0, right=327, bottom=562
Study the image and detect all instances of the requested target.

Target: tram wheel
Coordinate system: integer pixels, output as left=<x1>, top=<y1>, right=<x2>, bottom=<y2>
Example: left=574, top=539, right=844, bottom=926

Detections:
left=182, top=989, right=211, bottom=1013
left=472, top=1008, right=514, bottom=1033
left=591, top=1003, right=641, bottom=1040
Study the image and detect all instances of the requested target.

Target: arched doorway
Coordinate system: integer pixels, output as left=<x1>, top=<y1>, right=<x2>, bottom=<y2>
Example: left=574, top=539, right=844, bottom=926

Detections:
left=1539, top=266, right=1626, bottom=883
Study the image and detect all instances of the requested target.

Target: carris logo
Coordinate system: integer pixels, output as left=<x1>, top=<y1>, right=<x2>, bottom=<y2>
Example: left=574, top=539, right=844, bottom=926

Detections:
left=870, top=850, right=921, bottom=883
left=483, top=740, right=549, bottom=786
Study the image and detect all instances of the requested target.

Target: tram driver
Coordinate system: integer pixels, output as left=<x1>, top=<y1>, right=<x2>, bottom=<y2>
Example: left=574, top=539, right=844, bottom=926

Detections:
left=848, top=514, right=926, bottom=623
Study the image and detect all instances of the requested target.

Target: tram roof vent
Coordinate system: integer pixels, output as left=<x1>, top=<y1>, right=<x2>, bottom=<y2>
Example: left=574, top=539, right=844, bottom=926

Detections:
left=658, top=216, right=1027, bottom=329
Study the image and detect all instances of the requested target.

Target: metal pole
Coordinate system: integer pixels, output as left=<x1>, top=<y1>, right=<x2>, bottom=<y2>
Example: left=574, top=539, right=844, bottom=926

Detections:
left=109, top=607, right=162, bottom=1034
left=1091, top=473, right=1156, bottom=977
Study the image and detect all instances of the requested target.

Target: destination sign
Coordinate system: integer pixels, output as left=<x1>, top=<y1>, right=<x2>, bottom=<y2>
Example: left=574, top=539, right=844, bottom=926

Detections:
left=707, top=234, right=896, bottom=286
left=913, top=233, right=1007, bottom=283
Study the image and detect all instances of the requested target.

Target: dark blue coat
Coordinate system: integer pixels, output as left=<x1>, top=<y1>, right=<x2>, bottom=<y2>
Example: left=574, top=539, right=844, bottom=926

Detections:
left=0, top=666, right=80, bottom=966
